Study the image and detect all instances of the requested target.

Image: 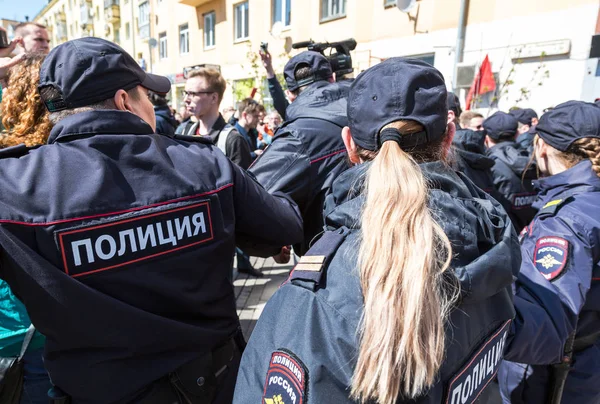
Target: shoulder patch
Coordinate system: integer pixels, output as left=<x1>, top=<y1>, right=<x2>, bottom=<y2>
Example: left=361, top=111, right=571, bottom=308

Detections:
left=288, top=228, right=349, bottom=289
left=534, top=237, right=569, bottom=281
left=445, top=320, right=511, bottom=404
left=262, top=350, right=308, bottom=404
left=542, top=199, right=563, bottom=210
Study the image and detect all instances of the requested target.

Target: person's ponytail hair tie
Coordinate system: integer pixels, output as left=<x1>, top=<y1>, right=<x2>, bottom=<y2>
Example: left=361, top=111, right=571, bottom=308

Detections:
left=351, top=120, right=459, bottom=404
left=379, top=127, right=428, bottom=148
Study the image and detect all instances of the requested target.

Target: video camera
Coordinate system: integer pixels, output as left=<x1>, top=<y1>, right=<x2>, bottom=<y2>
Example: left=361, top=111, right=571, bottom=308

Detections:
left=291, top=38, right=357, bottom=77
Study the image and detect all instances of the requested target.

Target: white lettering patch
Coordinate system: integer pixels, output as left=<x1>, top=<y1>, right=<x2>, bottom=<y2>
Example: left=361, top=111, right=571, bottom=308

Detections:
left=262, top=350, right=307, bottom=404
left=534, top=236, right=569, bottom=281
left=445, top=320, right=511, bottom=404
left=57, top=202, right=213, bottom=278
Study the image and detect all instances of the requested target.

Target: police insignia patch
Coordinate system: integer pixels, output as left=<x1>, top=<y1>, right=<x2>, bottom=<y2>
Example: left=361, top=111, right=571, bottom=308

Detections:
left=534, top=237, right=569, bottom=281
left=262, top=350, right=307, bottom=404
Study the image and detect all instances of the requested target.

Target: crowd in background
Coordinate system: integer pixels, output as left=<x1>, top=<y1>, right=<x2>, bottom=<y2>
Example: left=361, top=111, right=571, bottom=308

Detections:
left=0, top=19, right=599, bottom=404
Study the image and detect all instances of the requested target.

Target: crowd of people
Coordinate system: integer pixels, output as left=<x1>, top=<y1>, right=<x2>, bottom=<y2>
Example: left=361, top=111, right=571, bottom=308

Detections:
left=0, top=21, right=598, bottom=404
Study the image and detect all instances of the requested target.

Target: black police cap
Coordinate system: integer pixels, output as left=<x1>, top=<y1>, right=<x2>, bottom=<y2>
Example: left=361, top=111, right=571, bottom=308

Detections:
left=347, top=57, right=448, bottom=151
left=447, top=91, right=463, bottom=117
left=536, top=100, right=600, bottom=152
left=509, top=108, right=538, bottom=126
left=483, top=112, right=518, bottom=141
left=284, top=51, right=333, bottom=92
left=39, top=37, right=171, bottom=112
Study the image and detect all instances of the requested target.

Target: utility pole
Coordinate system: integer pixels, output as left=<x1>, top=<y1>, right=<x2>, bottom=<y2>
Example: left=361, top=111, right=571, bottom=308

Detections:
left=453, top=0, right=470, bottom=92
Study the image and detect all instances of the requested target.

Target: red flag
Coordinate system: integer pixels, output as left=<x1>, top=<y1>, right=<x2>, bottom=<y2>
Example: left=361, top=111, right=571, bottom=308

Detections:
left=465, top=55, right=496, bottom=110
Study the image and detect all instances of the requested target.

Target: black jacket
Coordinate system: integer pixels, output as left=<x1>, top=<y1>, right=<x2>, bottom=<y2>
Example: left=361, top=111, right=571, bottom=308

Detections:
left=0, top=110, right=303, bottom=403
left=180, top=114, right=252, bottom=170
left=515, top=127, right=536, bottom=155
left=452, top=129, right=511, bottom=211
left=153, top=105, right=177, bottom=136
left=250, top=80, right=350, bottom=255
left=487, top=141, right=537, bottom=231
left=267, top=76, right=289, bottom=120
left=234, top=162, right=518, bottom=404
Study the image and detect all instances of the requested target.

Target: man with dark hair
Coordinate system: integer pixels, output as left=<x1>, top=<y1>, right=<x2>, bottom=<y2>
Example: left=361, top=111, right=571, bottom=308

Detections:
left=14, top=22, right=50, bottom=54
left=149, top=91, right=177, bottom=135
left=179, top=68, right=252, bottom=169
left=0, top=37, right=303, bottom=403
left=250, top=51, right=349, bottom=257
left=447, top=91, right=463, bottom=128
left=510, top=107, right=539, bottom=153
left=235, top=98, right=264, bottom=160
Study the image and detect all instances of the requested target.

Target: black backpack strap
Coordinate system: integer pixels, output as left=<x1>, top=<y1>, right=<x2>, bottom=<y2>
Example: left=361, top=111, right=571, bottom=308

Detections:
left=289, top=227, right=350, bottom=291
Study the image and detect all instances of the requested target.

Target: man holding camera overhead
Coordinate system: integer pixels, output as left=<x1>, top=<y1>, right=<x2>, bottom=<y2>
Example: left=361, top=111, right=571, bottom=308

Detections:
left=250, top=51, right=349, bottom=257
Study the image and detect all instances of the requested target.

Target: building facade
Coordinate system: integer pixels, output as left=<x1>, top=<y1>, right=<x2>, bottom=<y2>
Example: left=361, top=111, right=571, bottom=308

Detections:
left=0, top=19, right=22, bottom=40
left=34, top=0, right=600, bottom=113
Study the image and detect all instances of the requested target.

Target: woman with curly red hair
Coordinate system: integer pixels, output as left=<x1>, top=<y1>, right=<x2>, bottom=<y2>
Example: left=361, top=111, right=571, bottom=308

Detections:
left=0, top=49, right=52, bottom=404
left=1, top=52, right=51, bottom=148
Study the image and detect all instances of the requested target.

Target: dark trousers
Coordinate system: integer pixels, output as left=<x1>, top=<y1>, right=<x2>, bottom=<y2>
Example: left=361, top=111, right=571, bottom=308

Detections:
left=135, top=339, right=243, bottom=404
left=235, top=248, right=252, bottom=270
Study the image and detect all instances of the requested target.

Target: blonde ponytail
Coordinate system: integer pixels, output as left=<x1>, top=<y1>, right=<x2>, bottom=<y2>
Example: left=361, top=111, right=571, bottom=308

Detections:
left=351, top=121, right=458, bottom=403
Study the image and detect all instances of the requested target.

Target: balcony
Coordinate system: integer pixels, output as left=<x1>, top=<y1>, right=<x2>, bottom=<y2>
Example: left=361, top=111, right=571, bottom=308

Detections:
left=104, top=0, right=120, bottom=23
left=178, top=0, right=214, bottom=7
left=139, top=23, right=150, bottom=40
left=55, top=10, right=67, bottom=23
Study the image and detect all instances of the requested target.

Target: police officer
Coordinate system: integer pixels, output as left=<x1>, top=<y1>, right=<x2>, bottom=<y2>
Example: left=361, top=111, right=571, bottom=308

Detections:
left=499, top=101, right=600, bottom=404
left=250, top=51, right=349, bottom=256
left=0, top=38, right=303, bottom=404
left=233, top=58, right=518, bottom=404
left=509, top=107, right=538, bottom=153
left=451, top=127, right=511, bottom=212
left=484, top=111, right=537, bottom=231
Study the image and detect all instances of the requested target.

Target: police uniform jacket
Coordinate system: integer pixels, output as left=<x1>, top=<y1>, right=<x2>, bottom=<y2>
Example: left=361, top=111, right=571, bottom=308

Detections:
left=233, top=161, right=518, bottom=404
left=153, top=104, right=177, bottom=136
left=499, top=160, right=600, bottom=404
left=487, top=141, right=537, bottom=231
left=452, top=129, right=510, bottom=210
left=250, top=80, right=349, bottom=255
left=515, top=127, right=536, bottom=155
left=0, top=110, right=303, bottom=404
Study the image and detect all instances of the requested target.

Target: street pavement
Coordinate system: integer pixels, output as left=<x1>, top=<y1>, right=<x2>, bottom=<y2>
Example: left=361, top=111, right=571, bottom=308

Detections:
left=234, top=256, right=295, bottom=340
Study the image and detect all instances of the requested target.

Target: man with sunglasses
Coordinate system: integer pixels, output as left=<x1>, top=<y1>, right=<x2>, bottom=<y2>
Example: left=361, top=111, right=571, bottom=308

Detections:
left=179, top=68, right=252, bottom=169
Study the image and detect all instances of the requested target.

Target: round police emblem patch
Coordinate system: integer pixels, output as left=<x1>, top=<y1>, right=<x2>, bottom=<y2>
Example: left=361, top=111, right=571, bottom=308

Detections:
left=262, top=350, right=307, bottom=404
left=533, top=236, right=569, bottom=281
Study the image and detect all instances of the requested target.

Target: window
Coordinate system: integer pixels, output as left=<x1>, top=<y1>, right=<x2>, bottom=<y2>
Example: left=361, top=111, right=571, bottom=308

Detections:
left=384, top=0, right=397, bottom=6
left=234, top=2, right=249, bottom=41
left=138, top=1, right=150, bottom=27
left=159, top=32, right=167, bottom=59
left=321, top=0, right=346, bottom=21
left=179, top=23, right=189, bottom=54
left=273, top=0, right=291, bottom=26
left=408, top=53, right=435, bottom=67
left=138, top=1, right=150, bottom=39
left=125, top=22, right=130, bottom=40
left=204, top=11, right=215, bottom=48
left=114, top=28, right=120, bottom=44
